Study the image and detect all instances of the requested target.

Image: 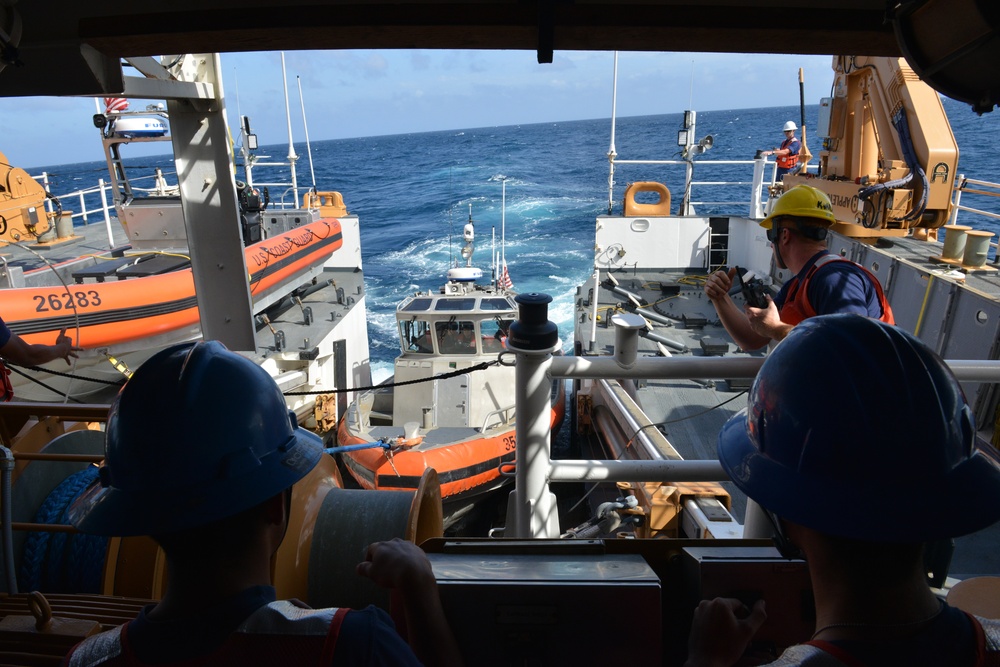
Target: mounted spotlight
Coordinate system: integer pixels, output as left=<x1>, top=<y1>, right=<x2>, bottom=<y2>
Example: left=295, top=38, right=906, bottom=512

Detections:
left=92, top=114, right=108, bottom=129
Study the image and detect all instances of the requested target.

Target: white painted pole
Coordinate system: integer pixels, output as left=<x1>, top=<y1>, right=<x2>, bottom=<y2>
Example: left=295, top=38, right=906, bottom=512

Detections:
left=280, top=52, right=299, bottom=207
left=99, top=179, right=114, bottom=249
left=607, top=52, right=619, bottom=214
left=506, top=294, right=561, bottom=538
left=501, top=178, right=506, bottom=267
left=297, top=75, right=317, bottom=191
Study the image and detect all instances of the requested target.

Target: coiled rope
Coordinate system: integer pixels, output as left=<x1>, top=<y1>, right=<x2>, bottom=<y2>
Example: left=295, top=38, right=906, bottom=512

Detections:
left=19, top=466, right=107, bottom=594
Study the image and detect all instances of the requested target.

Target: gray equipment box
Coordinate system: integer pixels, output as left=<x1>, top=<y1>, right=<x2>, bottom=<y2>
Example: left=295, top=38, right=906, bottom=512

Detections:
left=682, top=545, right=813, bottom=655
left=429, top=552, right=662, bottom=665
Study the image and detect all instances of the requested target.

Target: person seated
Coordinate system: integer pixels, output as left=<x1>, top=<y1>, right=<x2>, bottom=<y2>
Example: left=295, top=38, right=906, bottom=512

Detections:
left=439, top=323, right=477, bottom=354
left=410, top=329, right=434, bottom=353
left=685, top=314, right=1000, bottom=667
left=63, top=341, right=462, bottom=666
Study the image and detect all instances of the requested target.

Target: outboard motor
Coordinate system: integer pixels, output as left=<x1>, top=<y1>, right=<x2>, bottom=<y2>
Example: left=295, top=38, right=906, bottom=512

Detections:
left=236, top=180, right=269, bottom=244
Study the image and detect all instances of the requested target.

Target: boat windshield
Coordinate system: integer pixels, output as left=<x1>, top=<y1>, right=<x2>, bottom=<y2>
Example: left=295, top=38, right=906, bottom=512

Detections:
left=481, top=318, right=511, bottom=353
left=435, top=298, right=477, bottom=312
left=401, top=298, right=434, bottom=312
left=437, top=320, right=478, bottom=354
left=402, top=319, right=435, bottom=354
left=481, top=297, right=516, bottom=311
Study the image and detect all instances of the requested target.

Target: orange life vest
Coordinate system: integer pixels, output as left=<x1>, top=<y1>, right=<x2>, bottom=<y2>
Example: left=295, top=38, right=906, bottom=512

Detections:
left=0, top=362, right=11, bottom=402
left=780, top=254, right=895, bottom=326
left=777, top=137, right=800, bottom=170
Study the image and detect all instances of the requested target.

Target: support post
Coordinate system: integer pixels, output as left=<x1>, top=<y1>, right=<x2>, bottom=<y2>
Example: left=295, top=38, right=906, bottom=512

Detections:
left=506, top=293, right=561, bottom=538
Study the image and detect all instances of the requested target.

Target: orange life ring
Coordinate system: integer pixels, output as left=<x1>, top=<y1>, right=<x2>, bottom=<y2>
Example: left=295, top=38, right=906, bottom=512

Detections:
left=623, top=182, right=671, bottom=217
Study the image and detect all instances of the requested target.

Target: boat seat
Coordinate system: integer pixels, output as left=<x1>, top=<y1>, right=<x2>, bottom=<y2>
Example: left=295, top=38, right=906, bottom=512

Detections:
left=71, top=255, right=145, bottom=283
left=115, top=255, right=191, bottom=279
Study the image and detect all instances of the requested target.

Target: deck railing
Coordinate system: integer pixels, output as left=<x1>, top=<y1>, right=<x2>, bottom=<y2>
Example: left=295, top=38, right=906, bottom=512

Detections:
left=951, top=176, right=1000, bottom=262
left=32, top=157, right=310, bottom=239
left=506, top=303, right=1000, bottom=539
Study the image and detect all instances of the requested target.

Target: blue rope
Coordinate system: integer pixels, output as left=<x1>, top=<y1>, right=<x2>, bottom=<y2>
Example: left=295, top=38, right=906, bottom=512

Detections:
left=324, top=440, right=393, bottom=455
left=19, top=467, right=107, bottom=593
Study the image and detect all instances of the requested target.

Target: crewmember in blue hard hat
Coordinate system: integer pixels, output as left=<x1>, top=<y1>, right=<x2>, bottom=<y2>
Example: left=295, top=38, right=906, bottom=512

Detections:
left=704, top=184, right=893, bottom=351
left=63, top=341, right=461, bottom=666
left=683, top=315, right=1000, bottom=667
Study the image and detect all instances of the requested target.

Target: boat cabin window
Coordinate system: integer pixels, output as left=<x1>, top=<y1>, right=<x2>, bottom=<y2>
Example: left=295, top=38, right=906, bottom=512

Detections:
left=437, top=321, right=477, bottom=354
left=481, top=297, right=516, bottom=311
left=435, top=298, right=476, bottom=312
left=401, top=298, right=434, bottom=312
left=481, top=318, right=512, bottom=353
left=403, top=320, right=435, bottom=354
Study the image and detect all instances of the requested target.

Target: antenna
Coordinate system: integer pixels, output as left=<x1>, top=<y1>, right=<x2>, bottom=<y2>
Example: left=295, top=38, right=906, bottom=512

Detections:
left=448, top=168, right=454, bottom=267
left=688, top=59, right=695, bottom=109
left=501, top=177, right=507, bottom=268
left=234, top=67, right=242, bottom=131
left=280, top=52, right=299, bottom=206
left=297, top=75, right=317, bottom=192
left=607, top=52, right=619, bottom=215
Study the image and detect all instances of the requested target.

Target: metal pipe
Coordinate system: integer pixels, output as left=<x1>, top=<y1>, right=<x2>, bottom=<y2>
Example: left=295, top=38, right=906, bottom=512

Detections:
left=552, top=355, right=1000, bottom=382
left=639, top=328, right=688, bottom=352
left=12, top=452, right=104, bottom=463
left=548, top=459, right=726, bottom=482
left=553, top=355, right=764, bottom=380
left=0, top=446, right=16, bottom=593
left=595, top=380, right=677, bottom=459
left=588, top=270, right=600, bottom=353
left=592, top=404, right=664, bottom=461
left=629, top=306, right=674, bottom=327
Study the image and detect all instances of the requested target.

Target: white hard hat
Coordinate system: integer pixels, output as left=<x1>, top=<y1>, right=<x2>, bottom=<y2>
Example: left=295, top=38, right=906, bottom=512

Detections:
left=783, top=121, right=797, bottom=131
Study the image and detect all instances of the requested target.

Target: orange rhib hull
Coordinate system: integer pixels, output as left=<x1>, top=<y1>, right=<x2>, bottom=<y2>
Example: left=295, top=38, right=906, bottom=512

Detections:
left=4, top=219, right=343, bottom=348
left=337, top=395, right=565, bottom=504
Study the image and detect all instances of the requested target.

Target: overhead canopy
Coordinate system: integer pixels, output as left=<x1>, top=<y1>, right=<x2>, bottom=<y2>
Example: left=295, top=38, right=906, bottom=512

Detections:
left=0, top=0, right=995, bottom=111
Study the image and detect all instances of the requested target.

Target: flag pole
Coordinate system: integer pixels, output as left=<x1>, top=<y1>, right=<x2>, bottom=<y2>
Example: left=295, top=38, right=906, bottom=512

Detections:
left=501, top=177, right=506, bottom=268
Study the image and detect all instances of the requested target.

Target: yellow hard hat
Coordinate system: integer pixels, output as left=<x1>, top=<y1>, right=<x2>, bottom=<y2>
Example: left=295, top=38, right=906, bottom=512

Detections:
left=760, top=185, right=837, bottom=229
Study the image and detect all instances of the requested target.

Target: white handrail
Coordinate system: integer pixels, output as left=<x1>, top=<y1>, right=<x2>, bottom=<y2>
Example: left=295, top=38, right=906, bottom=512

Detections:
left=508, top=308, right=1000, bottom=538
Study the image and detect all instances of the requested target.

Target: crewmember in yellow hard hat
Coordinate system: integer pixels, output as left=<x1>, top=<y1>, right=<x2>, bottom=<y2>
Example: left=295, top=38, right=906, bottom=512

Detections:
left=704, top=185, right=893, bottom=351
left=761, top=120, right=801, bottom=180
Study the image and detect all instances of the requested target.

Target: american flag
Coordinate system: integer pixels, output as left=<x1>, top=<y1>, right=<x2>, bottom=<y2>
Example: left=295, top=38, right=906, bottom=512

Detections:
left=499, top=259, right=513, bottom=290
left=104, top=97, right=129, bottom=114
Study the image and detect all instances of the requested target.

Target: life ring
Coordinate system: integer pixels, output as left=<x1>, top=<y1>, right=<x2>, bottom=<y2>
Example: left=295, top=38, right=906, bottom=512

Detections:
left=623, top=182, right=671, bottom=217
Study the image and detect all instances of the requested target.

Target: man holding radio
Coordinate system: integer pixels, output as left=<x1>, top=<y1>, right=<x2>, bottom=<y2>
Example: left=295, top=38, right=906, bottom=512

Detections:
left=703, top=185, right=893, bottom=351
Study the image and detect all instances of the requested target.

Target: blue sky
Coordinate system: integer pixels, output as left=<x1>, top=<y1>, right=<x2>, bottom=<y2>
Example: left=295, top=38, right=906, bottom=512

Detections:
left=0, top=50, right=833, bottom=169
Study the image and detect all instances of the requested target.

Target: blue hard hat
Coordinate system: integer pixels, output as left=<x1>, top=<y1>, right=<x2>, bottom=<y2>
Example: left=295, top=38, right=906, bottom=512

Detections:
left=718, top=314, right=1000, bottom=542
left=68, top=341, right=323, bottom=536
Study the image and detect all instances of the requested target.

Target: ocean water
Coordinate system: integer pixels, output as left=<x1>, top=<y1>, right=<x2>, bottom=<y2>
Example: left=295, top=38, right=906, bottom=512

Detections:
left=31, top=98, right=1000, bottom=381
